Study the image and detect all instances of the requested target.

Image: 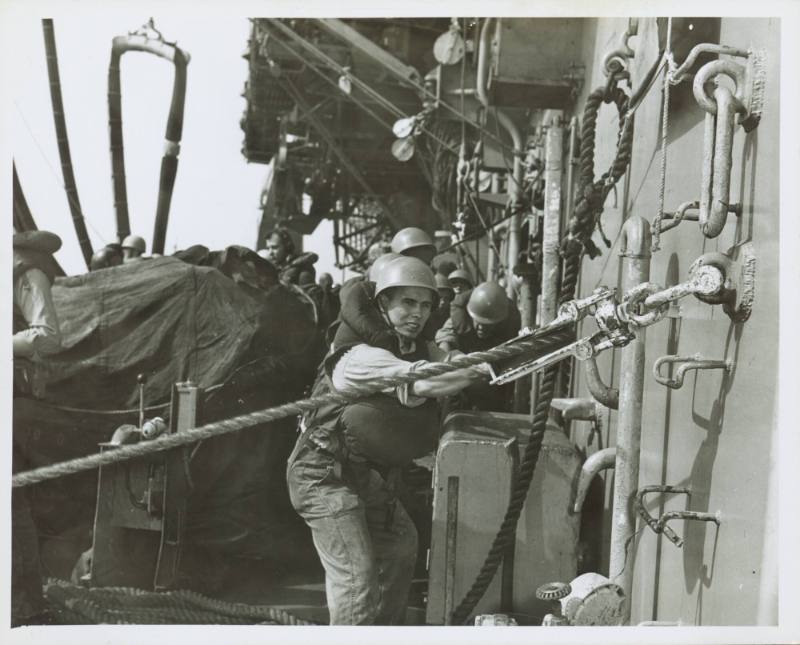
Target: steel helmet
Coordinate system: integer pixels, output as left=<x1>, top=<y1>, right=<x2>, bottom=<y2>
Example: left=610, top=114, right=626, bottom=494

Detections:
left=435, top=272, right=454, bottom=292
left=121, top=235, right=146, bottom=254
left=374, top=256, right=437, bottom=298
left=368, top=252, right=401, bottom=281
left=467, top=281, right=509, bottom=325
left=390, top=227, right=436, bottom=256
left=89, top=247, right=116, bottom=271
left=448, top=268, right=473, bottom=288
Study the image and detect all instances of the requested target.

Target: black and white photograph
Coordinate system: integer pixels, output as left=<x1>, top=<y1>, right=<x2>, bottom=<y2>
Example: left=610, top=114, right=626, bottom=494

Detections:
left=3, top=1, right=799, bottom=643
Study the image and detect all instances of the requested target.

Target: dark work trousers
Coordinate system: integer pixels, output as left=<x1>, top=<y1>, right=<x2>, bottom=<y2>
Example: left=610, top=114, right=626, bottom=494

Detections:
left=286, top=437, right=417, bottom=625
left=11, top=432, right=44, bottom=626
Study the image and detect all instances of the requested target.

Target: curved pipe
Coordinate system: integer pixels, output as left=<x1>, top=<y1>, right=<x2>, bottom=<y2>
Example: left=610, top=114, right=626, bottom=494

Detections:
left=573, top=447, right=615, bottom=514
left=653, top=354, right=732, bottom=389
left=671, top=43, right=749, bottom=85
left=584, top=355, right=619, bottom=409
left=619, top=214, right=651, bottom=260
left=477, top=18, right=523, bottom=299
left=43, top=19, right=93, bottom=269
left=108, top=33, right=189, bottom=252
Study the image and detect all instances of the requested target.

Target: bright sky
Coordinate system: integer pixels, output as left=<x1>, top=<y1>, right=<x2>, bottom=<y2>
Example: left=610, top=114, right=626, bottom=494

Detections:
left=8, top=13, right=341, bottom=278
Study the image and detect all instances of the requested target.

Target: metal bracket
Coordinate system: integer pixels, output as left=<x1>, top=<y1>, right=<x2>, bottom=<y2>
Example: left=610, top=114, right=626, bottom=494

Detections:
left=693, top=50, right=766, bottom=238
left=689, top=244, right=757, bottom=322
left=635, top=485, right=721, bottom=548
left=653, top=354, right=733, bottom=389
left=602, top=19, right=638, bottom=77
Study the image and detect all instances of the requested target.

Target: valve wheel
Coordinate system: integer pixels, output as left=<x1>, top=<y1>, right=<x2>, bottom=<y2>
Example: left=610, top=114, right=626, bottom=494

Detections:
left=536, top=581, right=572, bottom=601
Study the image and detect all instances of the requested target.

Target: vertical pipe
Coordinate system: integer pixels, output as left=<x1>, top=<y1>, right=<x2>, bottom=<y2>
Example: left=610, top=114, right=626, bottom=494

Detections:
left=564, top=117, right=578, bottom=227
left=514, top=267, right=537, bottom=413
left=42, top=19, right=94, bottom=268
left=610, top=215, right=651, bottom=623
left=486, top=233, right=497, bottom=282
left=476, top=18, right=523, bottom=299
left=496, top=109, right=524, bottom=300
left=541, top=111, right=564, bottom=325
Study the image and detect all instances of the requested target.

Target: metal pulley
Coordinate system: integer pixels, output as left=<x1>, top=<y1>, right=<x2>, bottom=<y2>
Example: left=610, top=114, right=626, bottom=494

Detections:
left=392, top=116, right=416, bottom=138
left=433, top=19, right=465, bottom=66
left=391, top=136, right=415, bottom=162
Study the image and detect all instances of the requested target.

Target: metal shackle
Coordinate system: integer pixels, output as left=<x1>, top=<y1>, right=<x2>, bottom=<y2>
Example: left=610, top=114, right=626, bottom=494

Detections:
left=692, top=60, right=748, bottom=116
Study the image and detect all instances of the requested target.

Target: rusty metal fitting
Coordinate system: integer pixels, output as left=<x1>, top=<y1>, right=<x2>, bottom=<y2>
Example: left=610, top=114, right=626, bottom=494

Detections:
left=653, top=354, right=733, bottom=389
left=634, top=485, right=690, bottom=546
left=555, top=287, right=618, bottom=325
left=617, top=282, right=667, bottom=328
left=644, top=265, right=724, bottom=310
left=602, top=19, right=638, bottom=77
left=688, top=247, right=756, bottom=322
left=670, top=43, right=749, bottom=85
left=697, top=84, right=744, bottom=238
left=653, top=200, right=700, bottom=236
left=656, top=511, right=721, bottom=548
left=692, top=60, right=748, bottom=116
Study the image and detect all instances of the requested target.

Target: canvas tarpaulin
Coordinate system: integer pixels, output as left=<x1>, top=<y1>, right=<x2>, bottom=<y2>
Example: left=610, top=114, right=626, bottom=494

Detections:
left=14, top=255, right=321, bottom=565
left=40, top=255, right=315, bottom=408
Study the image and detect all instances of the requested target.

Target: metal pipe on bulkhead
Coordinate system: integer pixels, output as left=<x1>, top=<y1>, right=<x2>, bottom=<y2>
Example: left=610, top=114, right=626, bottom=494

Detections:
left=477, top=18, right=524, bottom=299
left=541, top=111, right=564, bottom=325
left=610, top=215, right=651, bottom=623
left=573, top=447, right=616, bottom=514
left=584, top=356, right=619, bottom=409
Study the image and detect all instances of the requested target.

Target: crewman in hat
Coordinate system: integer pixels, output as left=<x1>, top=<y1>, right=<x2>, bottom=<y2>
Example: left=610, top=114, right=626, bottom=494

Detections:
left=447, top=268, right=473, bottom=295
left=287, top=256, right=490, bottom=624
left=428, top=272, right=455, bottom=333
left=12, top=230, right=64, bottom=626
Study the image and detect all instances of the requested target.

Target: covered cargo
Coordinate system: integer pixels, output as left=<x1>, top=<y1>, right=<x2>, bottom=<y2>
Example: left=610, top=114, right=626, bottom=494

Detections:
left=13, top=254, right=323, bottom=580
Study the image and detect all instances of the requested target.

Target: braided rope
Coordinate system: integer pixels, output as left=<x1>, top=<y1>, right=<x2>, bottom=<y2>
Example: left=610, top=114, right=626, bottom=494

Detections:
left=13, top=328, right=574, bottom=489
left=44, top=578, right=318, bottom=625
left=562, top=85, right=634, bottom=260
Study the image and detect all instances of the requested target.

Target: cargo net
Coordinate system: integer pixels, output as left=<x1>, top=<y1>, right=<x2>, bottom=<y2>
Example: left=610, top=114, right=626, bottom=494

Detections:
left=43, top=578, right=318, bottom=625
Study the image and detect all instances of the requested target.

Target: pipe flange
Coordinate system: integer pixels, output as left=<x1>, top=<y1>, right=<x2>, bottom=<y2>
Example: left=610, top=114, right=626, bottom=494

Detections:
left=689, top=252, right=733, bottom=305
left=536, top=581, right=572, bottom=601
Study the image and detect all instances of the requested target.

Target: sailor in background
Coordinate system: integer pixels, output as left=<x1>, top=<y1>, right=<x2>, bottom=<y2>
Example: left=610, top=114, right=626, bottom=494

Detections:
left=389, top=227, right=437, bottom=265
left=286, top=256, right=490, bottom=624
left=121, top=234, right=147, bottom=263
left=436, top=281, right=520, bottom=412
left=12, top=230, right=64, bottom=626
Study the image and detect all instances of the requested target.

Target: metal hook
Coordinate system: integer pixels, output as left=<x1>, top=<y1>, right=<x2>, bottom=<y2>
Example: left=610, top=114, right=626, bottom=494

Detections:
left=602, top=20, right=638, bottom=76
left=652, top=200, right=700, bottom=236
left=653, top=354, right=733, bottom=389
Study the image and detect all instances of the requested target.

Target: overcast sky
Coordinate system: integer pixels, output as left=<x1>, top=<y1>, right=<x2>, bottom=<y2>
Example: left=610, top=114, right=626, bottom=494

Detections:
left=8, top=13, right=340, bottom=278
